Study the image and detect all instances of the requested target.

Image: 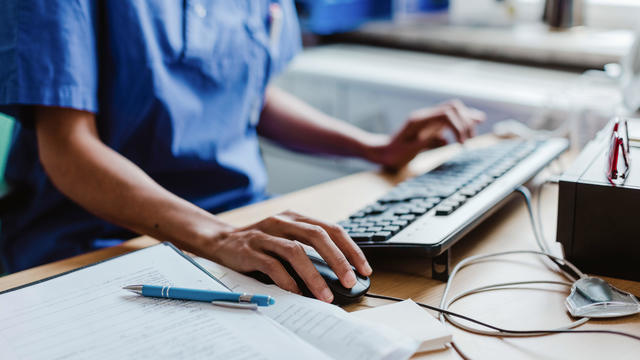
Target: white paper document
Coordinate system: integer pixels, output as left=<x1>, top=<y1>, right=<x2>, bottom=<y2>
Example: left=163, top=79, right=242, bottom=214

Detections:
left=352, top=299, right=452, bottom=353
left=197, top=257, right=419, bottom=360
left=0, top=244, right=329, bottom=360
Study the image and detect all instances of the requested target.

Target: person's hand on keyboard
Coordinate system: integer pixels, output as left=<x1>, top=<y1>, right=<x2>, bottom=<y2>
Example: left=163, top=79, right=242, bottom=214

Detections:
left=202, top=210, right=373, bottom=303
left=366, top=100, right=485, bottom=170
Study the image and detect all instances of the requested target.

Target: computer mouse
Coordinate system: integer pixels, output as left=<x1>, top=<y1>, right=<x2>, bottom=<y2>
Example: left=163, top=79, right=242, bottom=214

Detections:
left=246, top=253, right=370, bottom=305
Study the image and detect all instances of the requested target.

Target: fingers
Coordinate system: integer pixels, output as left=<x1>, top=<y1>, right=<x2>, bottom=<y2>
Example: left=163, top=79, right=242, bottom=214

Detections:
left=402, top=109, right=443, bottom=140
left=447, top=100, right=485, bottom=138
left=253, top=251, right=302, bottom=295
left=417, top=133, right=448, bottom=149
left=257, top=214, right=361, bottom=289
left=284, top=212, right=373, bottom=277
left=405, top=107, right=466, bottom=143
left=469, top=108, right=486, bottom=123
left=406, top=100, right=485, bottom=144
left=442, top=107, right=468, bottom=143
left=256, top=235, right=334, bottom=302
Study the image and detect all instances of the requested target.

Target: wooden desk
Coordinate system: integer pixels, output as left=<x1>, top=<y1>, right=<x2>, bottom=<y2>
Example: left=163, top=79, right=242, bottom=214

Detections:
left=1, top=137, right=638, bottom=359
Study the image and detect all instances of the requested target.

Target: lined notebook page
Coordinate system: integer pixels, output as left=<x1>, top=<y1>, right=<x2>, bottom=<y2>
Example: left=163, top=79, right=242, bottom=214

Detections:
left=0, top=244, right=328, bottom=360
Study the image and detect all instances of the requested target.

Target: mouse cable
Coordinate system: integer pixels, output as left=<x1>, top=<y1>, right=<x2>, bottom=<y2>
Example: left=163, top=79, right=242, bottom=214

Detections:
left=364, top=292, right=640, bottom=342
left=434, top=186, right=597, bottom=338
left=438, top=249, right=588, bottom=336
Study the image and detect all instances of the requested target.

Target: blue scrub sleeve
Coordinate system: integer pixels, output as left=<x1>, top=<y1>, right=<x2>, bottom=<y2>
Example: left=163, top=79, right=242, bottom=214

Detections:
left=0, top=0, right=99, bottom=125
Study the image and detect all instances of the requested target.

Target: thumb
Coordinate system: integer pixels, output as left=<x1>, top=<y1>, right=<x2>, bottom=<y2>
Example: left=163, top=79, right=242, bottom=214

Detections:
left=415, top=134, right=448, bottom=150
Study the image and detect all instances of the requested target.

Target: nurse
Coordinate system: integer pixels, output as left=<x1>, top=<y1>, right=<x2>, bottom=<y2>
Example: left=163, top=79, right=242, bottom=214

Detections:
left=0, top=1, right=483, bottom=302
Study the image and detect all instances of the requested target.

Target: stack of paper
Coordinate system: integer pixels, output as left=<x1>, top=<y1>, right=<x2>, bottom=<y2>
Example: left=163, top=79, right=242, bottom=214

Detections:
left=352, top=300, right=452, bottom=353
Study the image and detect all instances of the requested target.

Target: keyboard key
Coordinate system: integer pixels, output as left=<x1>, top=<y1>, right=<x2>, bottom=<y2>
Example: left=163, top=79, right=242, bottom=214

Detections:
left=382, top=225, right=400, bottom=233
left=435, top=205, right=454, bottom=216
left=377, top=214, right=398, bottom=221
left=409, top=206, right=428, bottom=215
left=409, top=200, right=432, bottom=209
left=441, top=199, right=461, bottom=208
left=449, top=194, right=467, bottom=203
left=459, top=187, right=479, bottom=198
left=348, top=232, right=374, bottom=242
left=391, top=220, right=409, bottom=227
left=372, top=231, right=392, bottom=242
left=366, top=204, right=389, bottom=215
left=366, top=226, right=383, bottom=233
left=375, top=220, right=392, bottom=226
left=349, top=212, right=367, bottom=219
left=399, top=214, right=416, bottom=222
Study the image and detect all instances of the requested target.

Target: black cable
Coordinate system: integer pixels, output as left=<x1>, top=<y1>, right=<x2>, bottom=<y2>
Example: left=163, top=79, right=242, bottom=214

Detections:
left=364, top=293, right=640, bottom=342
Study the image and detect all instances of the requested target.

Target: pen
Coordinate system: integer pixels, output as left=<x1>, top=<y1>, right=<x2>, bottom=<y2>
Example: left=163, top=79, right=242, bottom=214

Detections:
left=123, top=285, right=275, bottom=307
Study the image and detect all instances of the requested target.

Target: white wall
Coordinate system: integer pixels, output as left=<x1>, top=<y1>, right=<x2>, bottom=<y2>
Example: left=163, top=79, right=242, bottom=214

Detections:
left=512, top=0, right=640, bottom=29
left=262, top=45, right=620, bottom=195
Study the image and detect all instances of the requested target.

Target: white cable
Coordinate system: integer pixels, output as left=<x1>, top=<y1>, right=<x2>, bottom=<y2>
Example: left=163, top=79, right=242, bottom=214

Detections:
left=516, top=186, right=550, bottom=253
left=436, top=250, right=589, bottom=339
left=443, top=280, right=590, bottom=336
left=438, top=249, right=586, bottom=311
left=436, top=180, right=590, bottom=341
left=516, top=186, right=581, bottom=282
left=535, top=181, right=549, bottom=245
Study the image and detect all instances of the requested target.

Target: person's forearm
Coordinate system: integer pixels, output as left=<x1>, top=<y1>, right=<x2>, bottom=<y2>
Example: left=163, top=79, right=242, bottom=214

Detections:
left=34, top=107, right=372, bottom=301
left=257, top=86, right=388, bottom=162
left=35, top=108, right=230, bottom=256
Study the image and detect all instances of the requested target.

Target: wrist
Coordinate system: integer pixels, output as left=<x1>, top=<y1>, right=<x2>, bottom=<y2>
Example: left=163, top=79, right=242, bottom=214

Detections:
left=174, top=214, right=236, bottom=260
left=357, top=133, right=391, bottom=164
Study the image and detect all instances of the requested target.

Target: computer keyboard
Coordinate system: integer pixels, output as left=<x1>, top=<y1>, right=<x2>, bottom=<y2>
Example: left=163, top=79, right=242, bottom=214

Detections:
left=340, top=138, right=569, bottom=259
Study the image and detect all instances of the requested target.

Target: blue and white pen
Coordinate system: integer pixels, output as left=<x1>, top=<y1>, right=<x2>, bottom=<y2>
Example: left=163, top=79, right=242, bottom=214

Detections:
left=123, top=285, right=275, bottom=309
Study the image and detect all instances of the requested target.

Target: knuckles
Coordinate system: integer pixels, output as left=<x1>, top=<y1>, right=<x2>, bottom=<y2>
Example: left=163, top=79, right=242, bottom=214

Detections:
left=263, top=215, right=285, bottom=228
left=306, top=224, right=327, bottom=239
left=261, top=258, right=280, bottom=274
left=446, top=99, right=464, bottom=109
left=280, top=209, right=301, bottom=219
left=280, top=240, right=305, bottom=259
left=329, top=224, right=346, bottom=236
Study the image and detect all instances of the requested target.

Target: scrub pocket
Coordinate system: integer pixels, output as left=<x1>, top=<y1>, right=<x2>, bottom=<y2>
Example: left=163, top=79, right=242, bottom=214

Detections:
left=181, top=1, right=256, bottom=87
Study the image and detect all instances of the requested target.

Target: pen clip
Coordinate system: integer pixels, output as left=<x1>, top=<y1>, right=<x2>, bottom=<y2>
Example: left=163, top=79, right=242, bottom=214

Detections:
left=268, top=3, right=282, bottom=55
left=211, top=301, right=258, bottom=310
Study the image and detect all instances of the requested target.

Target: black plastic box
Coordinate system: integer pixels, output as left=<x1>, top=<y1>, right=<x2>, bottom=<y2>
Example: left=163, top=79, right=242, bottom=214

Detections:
left=556, top=124, right=640, bottom=281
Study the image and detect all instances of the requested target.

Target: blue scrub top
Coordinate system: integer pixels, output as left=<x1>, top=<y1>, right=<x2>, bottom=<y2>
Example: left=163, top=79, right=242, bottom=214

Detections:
left=0, top=0, right=301, bottom=272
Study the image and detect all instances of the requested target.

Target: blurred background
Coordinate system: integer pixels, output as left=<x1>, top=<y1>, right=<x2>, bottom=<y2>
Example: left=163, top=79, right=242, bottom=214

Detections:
left=262, top=0, right=640, bottom=194
left=1, top=0, right=639, bottom=198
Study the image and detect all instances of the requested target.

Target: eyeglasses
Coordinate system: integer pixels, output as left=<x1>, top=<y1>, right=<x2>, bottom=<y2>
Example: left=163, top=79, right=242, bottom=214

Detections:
left=607, top=118, right=631, bottom=186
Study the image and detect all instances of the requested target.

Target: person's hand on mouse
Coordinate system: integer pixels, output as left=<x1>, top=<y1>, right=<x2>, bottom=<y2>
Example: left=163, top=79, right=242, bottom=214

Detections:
left=365, top=100, right=486, bottom=171
left=204, top=210, right=372, bottom=303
